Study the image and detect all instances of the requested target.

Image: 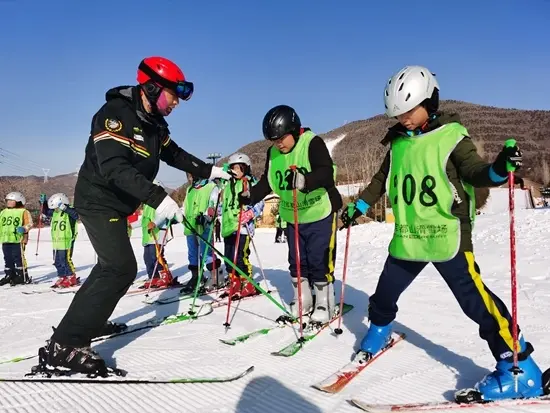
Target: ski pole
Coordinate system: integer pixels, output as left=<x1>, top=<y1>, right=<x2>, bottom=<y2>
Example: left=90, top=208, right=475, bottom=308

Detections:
left=335, top=222, right=352, bottom=335
left=224, top=178, right=248, bottom=328
left=505, top=138, right=521, bottom=392
left=290, top=165, right=305, bottom=341
left=146, top=226, right=170, bottom=298
left=180, top=214, right=293, bottom=319
left=244, top=224, right=270, bottom=292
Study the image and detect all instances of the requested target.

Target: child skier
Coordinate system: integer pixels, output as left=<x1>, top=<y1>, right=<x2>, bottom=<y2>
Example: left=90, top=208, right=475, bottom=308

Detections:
left=141, top=203, right=173, bottom=288
left=0, top=192, right=33, bottom=286
left=221, top=153, right=264, bottom=299
left=243, top=106, right=343, bottom=323
left=340, top=65, right=543, bottom=401
left=41, top=193, right=80, bottom=288
left=182, top=173, right=223, bottom=293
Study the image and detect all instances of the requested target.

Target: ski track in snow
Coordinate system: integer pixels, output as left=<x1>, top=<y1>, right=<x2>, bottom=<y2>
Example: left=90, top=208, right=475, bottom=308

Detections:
left=0, top=189, right=549, bottom=412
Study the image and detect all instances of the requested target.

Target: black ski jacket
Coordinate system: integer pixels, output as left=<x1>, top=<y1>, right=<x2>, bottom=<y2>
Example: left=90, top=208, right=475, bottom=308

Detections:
left=75, top=86, right=212, bottom=216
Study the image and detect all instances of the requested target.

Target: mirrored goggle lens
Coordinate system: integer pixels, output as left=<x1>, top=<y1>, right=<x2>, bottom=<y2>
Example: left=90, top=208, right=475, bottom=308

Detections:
left=176, top=81, right=194, bottom=101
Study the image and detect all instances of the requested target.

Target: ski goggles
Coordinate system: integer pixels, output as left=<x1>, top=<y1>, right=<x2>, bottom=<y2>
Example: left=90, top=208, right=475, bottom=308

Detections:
left=174, top=81, right=194, bottom=101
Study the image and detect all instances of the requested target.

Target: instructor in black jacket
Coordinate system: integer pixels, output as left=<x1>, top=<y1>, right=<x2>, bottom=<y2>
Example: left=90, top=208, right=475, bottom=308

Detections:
left=41, top=56, right=232, bottom=375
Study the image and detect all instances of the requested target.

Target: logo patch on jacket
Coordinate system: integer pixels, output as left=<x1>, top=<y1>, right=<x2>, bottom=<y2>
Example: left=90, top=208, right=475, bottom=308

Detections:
left=105, top=119, right=123, bottom=133
left=132, top=127, right=144, bottom=141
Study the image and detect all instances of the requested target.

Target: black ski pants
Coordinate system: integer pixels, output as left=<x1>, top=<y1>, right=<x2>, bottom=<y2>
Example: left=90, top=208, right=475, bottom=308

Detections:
left=52, top=210, right=137, bottom=347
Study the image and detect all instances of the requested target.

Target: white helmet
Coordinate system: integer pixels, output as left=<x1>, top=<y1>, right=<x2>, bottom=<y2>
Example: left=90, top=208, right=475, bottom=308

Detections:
left=228, top=152, right=251, bottom=167
left=48, top=193, right=70, bottom=209
left=384, top=65, right=439, bottom=117
left=5, top=192, right=25, bottom=205
left=153, top=179, right=164, bottom=188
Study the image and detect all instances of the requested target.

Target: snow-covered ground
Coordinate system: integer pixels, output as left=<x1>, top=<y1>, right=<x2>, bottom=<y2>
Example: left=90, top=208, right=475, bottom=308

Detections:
left=1, top=190, right=549, bottom=412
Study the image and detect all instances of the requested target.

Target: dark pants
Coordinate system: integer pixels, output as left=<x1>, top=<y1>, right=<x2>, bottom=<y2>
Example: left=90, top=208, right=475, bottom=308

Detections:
left=215, top=223, right=221, bottom=242
left=224, top=233, right=251, bottom=278
left=286, top=213, right=337, bottom=283
left=369, top=252, right=519, bottom=362
left=2, top=243, right=23, bottom=270
left=275, top=227, right=283, bottom=242
left=52, top=211, right=137, bottom=346
left=143, top=244, right=165, bottom=279
left=54, top=248, right=75, bottom=277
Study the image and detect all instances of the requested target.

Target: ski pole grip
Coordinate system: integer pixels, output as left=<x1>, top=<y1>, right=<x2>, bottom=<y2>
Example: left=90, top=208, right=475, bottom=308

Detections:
left=290, top=165, right=297, bottom=171
left=505, top=138, right=517, bottom=173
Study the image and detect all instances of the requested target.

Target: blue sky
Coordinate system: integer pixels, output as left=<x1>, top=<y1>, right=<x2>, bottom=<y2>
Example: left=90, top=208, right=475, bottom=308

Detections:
left=0, top=0, right=549, bottom=186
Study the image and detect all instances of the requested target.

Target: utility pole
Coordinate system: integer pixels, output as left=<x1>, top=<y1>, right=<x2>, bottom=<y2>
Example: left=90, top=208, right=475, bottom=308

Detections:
left=207, top=152, right=222, bottom=165
left=42, top=168, right=50, bottom=183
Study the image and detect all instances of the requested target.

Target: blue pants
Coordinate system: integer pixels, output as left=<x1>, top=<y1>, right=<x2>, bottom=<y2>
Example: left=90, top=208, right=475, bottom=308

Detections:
left=186, top=226, right=213, bottom=271
left=143, top=244, right=166, bottom=278
left=224, top=233, right=251, bottom=278
left=369, top=252, right=518, bottom=362
left=54, top=249, right=75, bottom=277
left=286, top=213, right=337, bottom=283
left=2, top=243, right=23, bottom=271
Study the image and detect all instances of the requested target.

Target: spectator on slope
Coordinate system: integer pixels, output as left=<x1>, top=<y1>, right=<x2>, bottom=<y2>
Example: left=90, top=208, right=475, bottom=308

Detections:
left=341, top=65, right=541, bottom=402
left=221, top=153, right=264, bottom=299
left=241, top=105, right=343, bottom=324
left=0, top=191, right=32, bottom=286
left=36, top=56, right=233, bottom=377
left=181, top=172, right=224, bottom=293
left=40, top=193, right=80, bottom=289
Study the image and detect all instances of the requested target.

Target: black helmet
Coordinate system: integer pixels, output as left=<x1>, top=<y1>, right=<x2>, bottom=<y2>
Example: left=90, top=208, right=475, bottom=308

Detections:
left=262, top=105, right=301, bottom=141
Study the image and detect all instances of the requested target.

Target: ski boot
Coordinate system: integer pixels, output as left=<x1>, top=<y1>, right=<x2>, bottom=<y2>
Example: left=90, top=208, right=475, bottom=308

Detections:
left=277, top=277, right=313, bottom=324
left=39, top=339, right=108, bottom=376
left=94, top=321, right=128, bottom=338
left=204, top=268, right=225, bottom=291
left=0, top=268, right=15, bottom=286
left=310, top=281, right=335, bottom=325
left=470, top=339, right=544, bottom=401
left=9, top=268, right=26, bottom=286
left=51, top=275, right=80, bottom=289
left=180, top=266, right=201, bottom=294
left=360, top=321, right=393, bottom=356
left=240, top=279, right=259, bottom=298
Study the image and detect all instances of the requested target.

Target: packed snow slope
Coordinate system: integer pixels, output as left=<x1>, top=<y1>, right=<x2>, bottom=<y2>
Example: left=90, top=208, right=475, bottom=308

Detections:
left=1, top=194, right=549, bottom=412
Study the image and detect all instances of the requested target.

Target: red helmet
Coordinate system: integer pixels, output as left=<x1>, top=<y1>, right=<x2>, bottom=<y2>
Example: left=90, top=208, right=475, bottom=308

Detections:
left=137, top=57, right=193, bottom=101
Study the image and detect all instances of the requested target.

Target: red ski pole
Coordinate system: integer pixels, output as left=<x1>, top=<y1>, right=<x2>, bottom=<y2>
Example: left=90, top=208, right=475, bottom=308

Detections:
left=334, top=224, right=351, bottom=335
left=505, top=138, right=521, bottom=391
left=224, top=178, right=248, bottom=328
left=290, top=165, right=305, bottom=341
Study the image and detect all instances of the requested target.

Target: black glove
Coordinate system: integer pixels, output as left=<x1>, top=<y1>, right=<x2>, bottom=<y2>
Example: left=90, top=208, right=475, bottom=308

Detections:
left=196, top=213, right=208, bottom=227
left=238, top=189, right=252, bottom=206
left=493, top=142, right=522, bottom=177
left=340, top=201, right=368, bottom=229
left=284, top=170, right=306, bottom=191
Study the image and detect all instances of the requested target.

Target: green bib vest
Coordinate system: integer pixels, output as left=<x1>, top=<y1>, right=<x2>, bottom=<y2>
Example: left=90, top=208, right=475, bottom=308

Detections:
left=267, top=130, right=333, bottom=224
left=0, top=208, right=24, bottom=243
left=184, top=182, right=216, bottom=236
left=387, top=123, right=476, bottom=262
left=141, top=204, right=159, bottom=245
left=51, top=209, right=78, bottom=250
left=222, top=179, right=248, bottom=238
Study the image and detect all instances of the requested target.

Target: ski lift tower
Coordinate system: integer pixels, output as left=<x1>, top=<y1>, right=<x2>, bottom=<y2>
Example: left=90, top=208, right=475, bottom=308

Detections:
left=207, top=152, right=222, bottom=165
left=42, top=168, right=50, bottom=183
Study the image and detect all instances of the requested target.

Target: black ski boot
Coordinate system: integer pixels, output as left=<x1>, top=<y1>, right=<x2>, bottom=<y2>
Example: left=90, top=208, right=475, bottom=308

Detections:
left=39, top=340, right=108, bottom=376
left=94, top=321, right=128, bottom=338
left=180, top=267, right=201, bottom=294
left=9, top=268, right=26, bottom=286
left=0, top=268, right=14, bottom=286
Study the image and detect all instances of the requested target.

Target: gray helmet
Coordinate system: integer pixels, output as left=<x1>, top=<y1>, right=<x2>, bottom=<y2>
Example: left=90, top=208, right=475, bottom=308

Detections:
left=228, top=153, right=251, bottom=167
left=48, top=193, right=70, bottom=209
left=384, top=65, right=439, bottom=117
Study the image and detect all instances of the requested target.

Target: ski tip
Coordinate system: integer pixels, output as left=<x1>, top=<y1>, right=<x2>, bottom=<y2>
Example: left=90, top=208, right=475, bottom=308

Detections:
left=219, top=339, right=236, bottom=346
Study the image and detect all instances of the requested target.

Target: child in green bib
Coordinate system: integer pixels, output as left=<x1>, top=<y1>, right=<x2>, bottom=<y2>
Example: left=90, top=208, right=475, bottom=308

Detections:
left=341, top=65, right=542, bottom=402
left=40, top=193, right=80, bottom=289
left=0, top=191, right=33, bottom=286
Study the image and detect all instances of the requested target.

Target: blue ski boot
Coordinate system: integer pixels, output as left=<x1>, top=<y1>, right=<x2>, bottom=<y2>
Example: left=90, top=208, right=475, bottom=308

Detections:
left=360, top=321, right=393, bottom=355
left=475, top=338, right=543, bottom=401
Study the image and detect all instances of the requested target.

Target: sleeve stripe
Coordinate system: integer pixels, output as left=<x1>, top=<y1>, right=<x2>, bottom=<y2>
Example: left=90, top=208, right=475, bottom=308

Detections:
left=92, top=132, right=150, bottom=157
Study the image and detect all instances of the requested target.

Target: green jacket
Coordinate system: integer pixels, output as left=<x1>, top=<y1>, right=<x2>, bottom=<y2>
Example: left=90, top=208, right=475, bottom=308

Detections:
left=359, top=113, right=504, bottom=253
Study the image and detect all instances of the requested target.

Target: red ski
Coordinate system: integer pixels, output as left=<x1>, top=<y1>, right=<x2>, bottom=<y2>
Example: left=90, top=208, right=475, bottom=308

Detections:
left=312, top=332, right=405, bottom=393
left=349, top=395, right=550, bottom=412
